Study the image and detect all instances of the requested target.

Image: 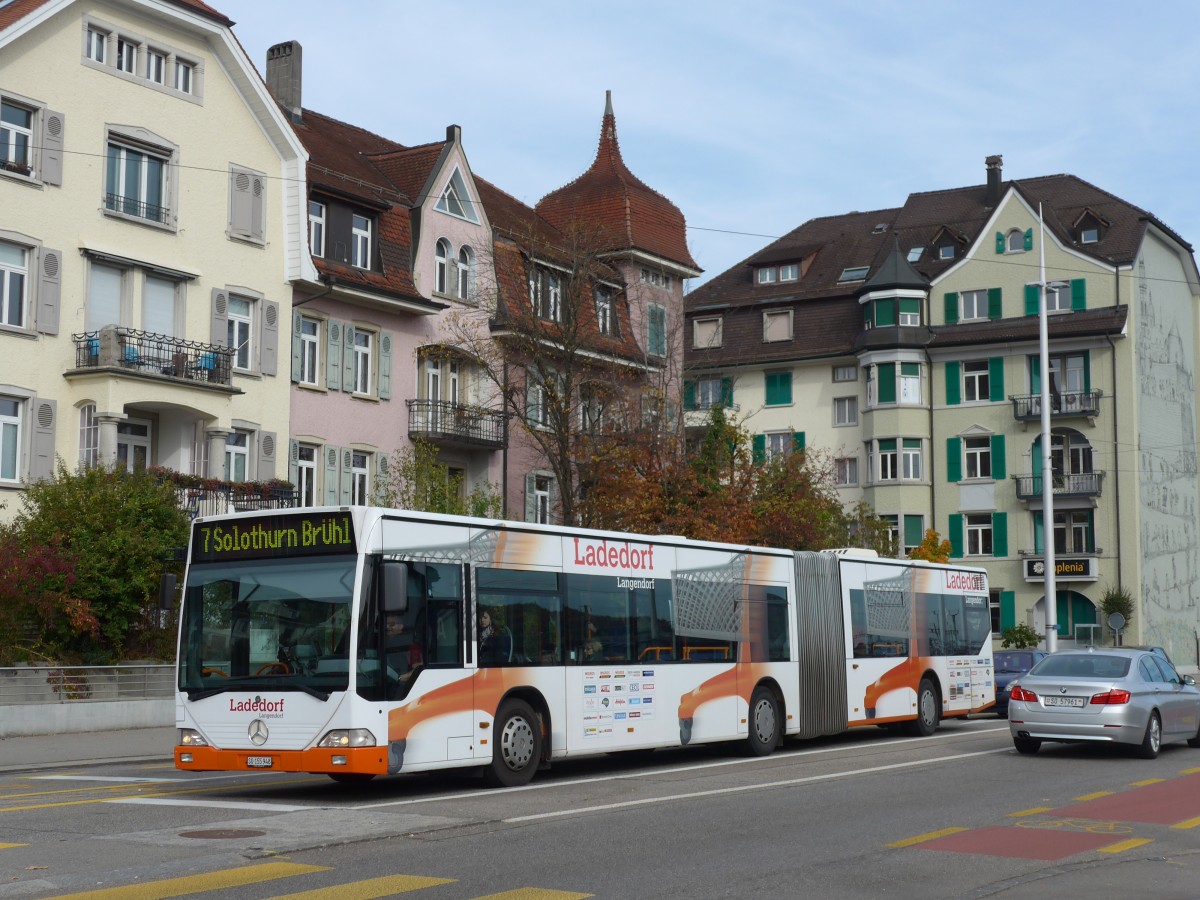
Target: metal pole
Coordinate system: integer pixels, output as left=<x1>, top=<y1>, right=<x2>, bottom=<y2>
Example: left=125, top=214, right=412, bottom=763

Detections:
left=1038, top=204, right=1058, bottom=652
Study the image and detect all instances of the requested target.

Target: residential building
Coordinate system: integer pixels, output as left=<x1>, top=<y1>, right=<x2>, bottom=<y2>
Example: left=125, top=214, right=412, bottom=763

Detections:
left=685, top=155, right=1200, bottom=665
left=0, top=0, right=311, bottom=523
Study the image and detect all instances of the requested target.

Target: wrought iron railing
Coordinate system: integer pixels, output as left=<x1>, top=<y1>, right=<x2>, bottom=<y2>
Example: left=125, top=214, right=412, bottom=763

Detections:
left=407, top=399, right=505, bottom=448
left=105, top=192, right=169, bottom=224
left=176, top=485, right=299, bottom=520
left=1010, top=390, right=1101, bottom=420
left=0, top=664, right=174, bottom=705
left=72, top=327, right=234, bottom=387
left=1012, top=471, right=1105, bottom=499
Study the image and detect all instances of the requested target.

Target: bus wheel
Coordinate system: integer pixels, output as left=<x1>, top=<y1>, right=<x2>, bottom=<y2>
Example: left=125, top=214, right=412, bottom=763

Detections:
left=906, top=678, right=939, bottom=737
left=745, top=686, right=780, bottom=756
left=327, top=772, right=376, bottom=784
left=484, top=699, right=542, bottom=788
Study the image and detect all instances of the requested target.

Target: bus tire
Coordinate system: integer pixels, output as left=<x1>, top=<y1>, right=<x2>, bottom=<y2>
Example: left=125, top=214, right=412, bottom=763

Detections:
left=484, top=698, right=542, bottom=788
left=745, top=685, right=780, bottom=757
left=906, top=678, right=939, bottom=737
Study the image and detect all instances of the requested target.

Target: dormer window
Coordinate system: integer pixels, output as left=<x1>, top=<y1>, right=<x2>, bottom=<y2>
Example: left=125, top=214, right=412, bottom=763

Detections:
left=351, top=214, right=372, bottom=269
left=757, top=267, right=776, bottom=284
left=779, top=263, right=799, bottom=282
left=1080, top=227, right=1099, bottom=244
left=838, top=266, right=869, bottom=284
left=434, top=167, right=479, bottom=223
left=938, top=244, right=955, bottom=260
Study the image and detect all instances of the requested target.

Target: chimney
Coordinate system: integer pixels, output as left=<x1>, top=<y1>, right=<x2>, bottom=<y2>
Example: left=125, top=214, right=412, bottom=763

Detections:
left=266, top=41, right=302, bottom=124
left=985, top=154, right=1003, bottom=206
left=446, top=124, right=461, bottom=145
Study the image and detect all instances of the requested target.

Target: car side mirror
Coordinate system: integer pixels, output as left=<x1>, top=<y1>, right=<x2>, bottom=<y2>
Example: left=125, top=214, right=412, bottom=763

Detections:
left=1184, top=674, right=1196, bottom=687
left=380, top=560, right=408, bottom=614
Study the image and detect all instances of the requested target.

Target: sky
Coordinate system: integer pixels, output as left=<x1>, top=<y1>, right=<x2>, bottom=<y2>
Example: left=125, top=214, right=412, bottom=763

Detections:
left=222, top=0, right=1200, bottom=288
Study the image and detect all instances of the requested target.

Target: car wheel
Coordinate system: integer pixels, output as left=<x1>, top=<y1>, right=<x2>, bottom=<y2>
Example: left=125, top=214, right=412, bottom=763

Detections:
left=745, top=685, right=780, bottom=757
left=483, top=698, right=542, bottom=788
left=1135, top=711, right=1162, bottom=760
left=906, top=678, right=939, bottom=737
left=1013, top=736, right=1040, bottom=755
left=1188, top=719, right=1200, bottom=749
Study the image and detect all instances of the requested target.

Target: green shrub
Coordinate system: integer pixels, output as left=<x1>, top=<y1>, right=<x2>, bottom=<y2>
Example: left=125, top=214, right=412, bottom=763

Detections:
left=1001, top=623, right=1042, bottom=649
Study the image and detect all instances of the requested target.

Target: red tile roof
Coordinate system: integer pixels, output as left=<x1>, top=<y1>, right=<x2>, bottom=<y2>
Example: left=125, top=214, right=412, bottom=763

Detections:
left=537, top=94, right=699, bottom=272
left=0, top=0, right=233, bottom=30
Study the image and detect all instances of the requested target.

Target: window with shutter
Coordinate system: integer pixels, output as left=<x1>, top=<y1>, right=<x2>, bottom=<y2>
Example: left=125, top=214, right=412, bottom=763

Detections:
left=228, top=165, right=266, bottom=244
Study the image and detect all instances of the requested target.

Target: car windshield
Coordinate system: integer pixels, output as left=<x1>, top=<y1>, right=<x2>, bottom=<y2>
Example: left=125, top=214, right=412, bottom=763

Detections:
left=1029, top=654, right=1131, bottom=679
left=994, top=652, right=1033, bottom=672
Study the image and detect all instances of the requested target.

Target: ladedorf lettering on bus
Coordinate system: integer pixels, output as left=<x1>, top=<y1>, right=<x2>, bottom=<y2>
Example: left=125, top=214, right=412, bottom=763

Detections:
left=228, top=696, right=285, bottom=714
left=944, top=570, right=986, bottom=592
left=573, top=537, right=655, bottom=570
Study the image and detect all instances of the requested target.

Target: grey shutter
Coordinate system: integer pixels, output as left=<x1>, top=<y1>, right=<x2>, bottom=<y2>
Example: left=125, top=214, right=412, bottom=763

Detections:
left=288, top=438, right=299, bottom=489
left=229, top=167, right=263, bottom=241
left=548, top=476, right=560, bottom=525
left=341, top=325, right=356, bottom=392
left=524, top=472, right=536, bottom=522
left=210, top=288, right=228, bottom=345
left=40, top=110, right=64, bottom=186
left=378, top=332, right=392, bottom=400
left=290, top=311, right=302, bottom=383
left=36, top=247, right=61, bottom=335
left=257, top=431, right=277, bottom=481
left=326, top=320, right=342, bottom=390
left=261, top=300, right=279, bottom=376
left=323, top=445, right=340, bottom=504
left=340, top=448, right=353, bottom=503
left=30, top=398, right=56, bottom=481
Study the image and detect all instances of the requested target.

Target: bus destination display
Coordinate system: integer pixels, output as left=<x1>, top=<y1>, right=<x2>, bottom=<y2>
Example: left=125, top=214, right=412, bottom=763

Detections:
left=191, top=511, right=356, bottom=562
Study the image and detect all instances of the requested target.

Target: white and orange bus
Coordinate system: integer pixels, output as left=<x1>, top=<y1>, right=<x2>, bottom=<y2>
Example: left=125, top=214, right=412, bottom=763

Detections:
left=174, top=507, right=993, bottom=786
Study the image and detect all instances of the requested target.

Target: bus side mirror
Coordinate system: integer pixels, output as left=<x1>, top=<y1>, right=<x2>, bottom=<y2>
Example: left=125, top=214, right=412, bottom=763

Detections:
left=158, top=572, right=177, bottom=611
left=381, top=561, right=408, bottom=614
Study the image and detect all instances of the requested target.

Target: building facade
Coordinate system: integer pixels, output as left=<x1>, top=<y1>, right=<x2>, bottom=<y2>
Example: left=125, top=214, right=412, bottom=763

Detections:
left=0, top=0, right=311, bottom=524
left=685, top=156, right=1200, bottom=665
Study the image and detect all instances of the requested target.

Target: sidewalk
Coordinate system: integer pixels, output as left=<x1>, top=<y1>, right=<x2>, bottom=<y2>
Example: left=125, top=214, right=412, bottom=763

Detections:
left=0, top=725, right=177, bottom=773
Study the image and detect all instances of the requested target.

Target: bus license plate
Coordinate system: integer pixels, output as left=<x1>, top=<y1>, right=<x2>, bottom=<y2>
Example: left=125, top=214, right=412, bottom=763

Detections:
left=1044, top=696, right=1084, bottom=708
left=246, top=756, right=273, bottom=768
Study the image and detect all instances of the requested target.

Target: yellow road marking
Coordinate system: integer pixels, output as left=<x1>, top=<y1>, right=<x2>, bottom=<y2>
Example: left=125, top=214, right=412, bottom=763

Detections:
left=0, top=842, right=29, bottom=849
left=1129, top=779, right=1163, bottom=787
left=263, top=874, right=456, bottom=899
left=1008, top=807, right=1052, bottom=817
left=475, top=891, right=593, bottom=900
left=1171, top=816, right=1200, bottom=830
left=38, top=862, right=329, bottom=900
left=0, top=782, right=162, bottom=801
left=886, top=827, right=967, bottom=848
left=1180, top=767, right=1200, bottom=774
left=0, top=776, right=322, bottom=813
left=1098, top=838, right=1153, bottom=854
left=1073, top=791, right=1114, bottom=801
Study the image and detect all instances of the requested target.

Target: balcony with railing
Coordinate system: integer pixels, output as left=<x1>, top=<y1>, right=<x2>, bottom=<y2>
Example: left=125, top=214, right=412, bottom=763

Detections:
left=407, top=399, right=505, bottom=450
left=105, top=192, right=169, bottom=224
left=70, top=326, right=234, bottom=388
left=1012, top=471, right=1105, bottom=500
left=1010, top=389, right=1101, bottom=421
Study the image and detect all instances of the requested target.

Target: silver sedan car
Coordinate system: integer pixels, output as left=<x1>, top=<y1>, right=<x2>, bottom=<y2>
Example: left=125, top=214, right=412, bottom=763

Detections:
left=1008, top=647, right=1200, bottom=758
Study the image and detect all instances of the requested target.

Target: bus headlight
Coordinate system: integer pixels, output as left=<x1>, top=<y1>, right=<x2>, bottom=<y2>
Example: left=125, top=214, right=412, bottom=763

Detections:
left=317, top=729, right=375, bottom=749
left=178, top=728, right=208, bottom=747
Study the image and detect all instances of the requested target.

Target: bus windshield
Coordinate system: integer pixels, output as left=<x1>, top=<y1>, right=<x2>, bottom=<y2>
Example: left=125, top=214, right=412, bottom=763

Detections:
left=178, top=554, right=357, bottom=700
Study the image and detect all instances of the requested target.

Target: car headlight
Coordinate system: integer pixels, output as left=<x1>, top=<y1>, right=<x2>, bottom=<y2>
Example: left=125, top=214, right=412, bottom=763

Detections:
left=317, top=728, right=376, bottom=748
left=178, top=728, right=208, bottom=747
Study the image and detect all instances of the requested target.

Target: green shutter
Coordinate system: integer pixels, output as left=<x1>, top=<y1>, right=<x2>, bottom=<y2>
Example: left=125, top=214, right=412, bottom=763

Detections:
left=765, top=371, right=792, bottom=405
left=1033, top=514, right=1043, bottom=553
left=792, top=431, right=806, bottom=453
left=752, top=434, right=766, bottom=464
left=1024, top=228, right=1034, bottom=251
left=1071, top=278, right=1086, bottom=311
left=995, top=231, right=1006, bottom=254
left=1055, top=591, right=1069, bottom=636
left=991, top=434, right=1007, bottom=479
left=1000, top=591, right=1016, bottom=632
left=1024, top=284, right=1039, bottom=316
left=992, top=512, right=1008, bottom=557
left=949, top=514, right=964, bottom=558
left=877, top=363, right=896, bottom=404
left=944, top=292, right=959, bottom=325
left=1081, top=356, right=1090, bottom=394
left=1031, top=437, right=1042, bottom=478
left=987, top=287, right=1002, bottom=320
left=945, top=361, right=961, bottom=405
left=876, top=298, right=896, bottom=327
left=900, top=297, right=920, bottom=321
left=683, top=379, right=696, bottom=410
left=720, top=377, right=734, bottom=406
left=1029, top=355, right=1040, bottom=393
left=988, top=357, right=1004, bottom=401
left=904, top=515, right=924, bottom=550
left=946, top=437, right=962, bottom=482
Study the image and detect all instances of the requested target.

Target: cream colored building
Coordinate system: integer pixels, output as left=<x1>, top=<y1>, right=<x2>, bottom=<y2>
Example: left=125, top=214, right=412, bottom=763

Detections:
left=0, top=0, right=312, bottom=522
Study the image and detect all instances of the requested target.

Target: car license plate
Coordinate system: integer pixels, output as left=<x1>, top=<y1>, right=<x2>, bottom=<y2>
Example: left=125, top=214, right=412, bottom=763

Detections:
left=246, top=756, right=273, bottom=768
left=1043, top=696, right=1084, bottom=708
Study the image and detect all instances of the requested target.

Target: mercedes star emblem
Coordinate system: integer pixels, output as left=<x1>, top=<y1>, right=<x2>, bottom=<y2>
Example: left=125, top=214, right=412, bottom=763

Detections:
left=248, top=718, right=269, bottom=745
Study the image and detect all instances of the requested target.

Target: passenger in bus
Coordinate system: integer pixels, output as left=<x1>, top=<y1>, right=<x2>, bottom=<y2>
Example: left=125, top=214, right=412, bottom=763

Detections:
left=580, top=622, right=604, bottom=660
left=478, top=608, right=511, bottom=665
left=386, top=614, right=424, bottom=683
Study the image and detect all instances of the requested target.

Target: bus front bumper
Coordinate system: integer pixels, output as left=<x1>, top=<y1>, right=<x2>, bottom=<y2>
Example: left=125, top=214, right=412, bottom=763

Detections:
left=175, top=745, right=390, bottom=776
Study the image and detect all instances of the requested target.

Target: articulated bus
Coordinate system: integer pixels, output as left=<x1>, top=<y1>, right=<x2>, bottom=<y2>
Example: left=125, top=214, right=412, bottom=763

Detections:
left=174, top=507, right=994, bottom=786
